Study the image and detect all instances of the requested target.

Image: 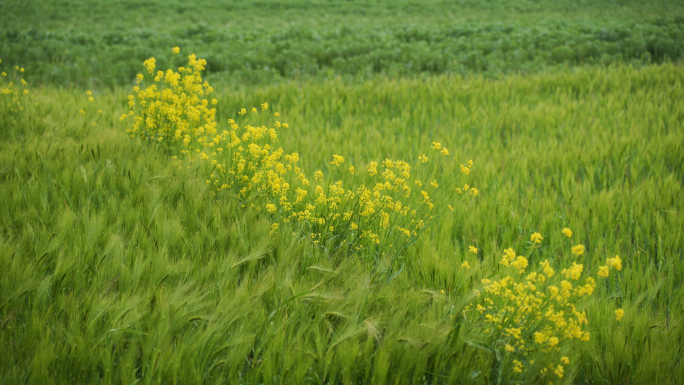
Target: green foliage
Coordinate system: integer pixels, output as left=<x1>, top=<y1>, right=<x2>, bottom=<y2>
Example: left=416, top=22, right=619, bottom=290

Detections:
left=1, top=1, right=684, bottom=87
left=2, top=0, right=681, bottom=31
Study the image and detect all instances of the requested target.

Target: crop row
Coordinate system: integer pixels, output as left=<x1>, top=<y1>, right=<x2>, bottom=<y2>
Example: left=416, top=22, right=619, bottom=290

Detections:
left=2, top=17, right=683, bottom=87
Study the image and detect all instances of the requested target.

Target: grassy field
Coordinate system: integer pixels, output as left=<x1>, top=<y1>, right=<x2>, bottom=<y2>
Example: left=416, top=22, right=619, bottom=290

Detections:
left=2, top=1, right=684, bottom=384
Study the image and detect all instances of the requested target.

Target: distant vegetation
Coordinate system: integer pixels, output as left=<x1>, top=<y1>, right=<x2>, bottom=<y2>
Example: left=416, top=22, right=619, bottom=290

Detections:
left=1, top=0, right=683, bottom=87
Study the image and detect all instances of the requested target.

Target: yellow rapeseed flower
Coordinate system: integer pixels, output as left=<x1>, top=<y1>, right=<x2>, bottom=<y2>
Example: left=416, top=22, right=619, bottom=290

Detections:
left=512, top=360, right=523, bottom=373
left=598, top=265, right=609, bottom=277
left=469, top=246, right=477, bottom=254
left=571, top=244, right=586, bottom=256
left=500, top=248, right=516, bottom=266
left=554, top=365, right=564, bottom=378
left=561, top=262, right=583, bottom=280
left=143, top=57, right=156, bottom=74
left=172, top=47, right=180, bottom=54
left=607, top=255, right=622, bottom=270
left=367, top=161, right=378, bottom=176
left=615, top=309, right=624, bottom=321
left=461, top=261, right=470, bottom=269
left=539, top=260, right=555, bottom=277
left=511, top=256, right=528, bottom=272
left=562, top=228, right=573, bottom=238
left=530, top=232, right=543, bottom=244
left=331, top=155, right=344, bottom=166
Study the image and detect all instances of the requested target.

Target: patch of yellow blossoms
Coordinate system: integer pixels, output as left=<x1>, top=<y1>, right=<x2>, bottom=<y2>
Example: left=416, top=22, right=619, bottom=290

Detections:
left=0, top=59, right=32, bottom=122
left=122, top=49, right=217, bottom=151
left=467, top=229, right=624, bottom=381
left=124, top=50, right=477, bottom=264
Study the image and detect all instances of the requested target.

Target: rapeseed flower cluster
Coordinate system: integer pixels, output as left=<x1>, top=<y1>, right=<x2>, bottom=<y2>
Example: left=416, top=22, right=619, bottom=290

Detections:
left=124, top=50, right=477, bottom=268
left=597, top=255, right=622, bottom=277
left=78, top=90, right=104, bottom=127
left=206, top=124, right=475, bottom=266
left=0, top=59, right=32, bottom=128
left=122, top=48, right=217, bottom=151
left=465, top=229, right=624, bottom=381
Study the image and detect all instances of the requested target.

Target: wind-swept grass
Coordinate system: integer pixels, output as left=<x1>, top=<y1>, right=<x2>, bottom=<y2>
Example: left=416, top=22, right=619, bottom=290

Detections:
left=1, top=62, right=682, bottom=383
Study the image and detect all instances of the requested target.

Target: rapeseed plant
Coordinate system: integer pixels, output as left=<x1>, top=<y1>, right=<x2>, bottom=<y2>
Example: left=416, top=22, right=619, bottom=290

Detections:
left=530, top=232, right=543, bottom=244
left=124, top=50, right=477, bottom=274
left=122, top=49, right=217, bottom=152
left=0, top=58, right=33, bottom=133
left=205, top=112, right=475, bottom=273
left=571, top=244, right=586, bottom=256
left=465, top=229, right=625, bottom=382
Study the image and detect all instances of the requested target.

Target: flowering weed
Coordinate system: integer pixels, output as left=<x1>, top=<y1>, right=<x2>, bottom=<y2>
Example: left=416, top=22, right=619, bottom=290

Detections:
left=125, top=51, right=478, bottom=275
left=0, top=59, right=33, bottom=136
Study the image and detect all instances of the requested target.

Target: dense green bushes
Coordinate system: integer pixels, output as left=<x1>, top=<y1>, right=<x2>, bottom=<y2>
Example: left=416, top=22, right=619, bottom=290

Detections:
left=2, top=17, right=683, bottom=87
